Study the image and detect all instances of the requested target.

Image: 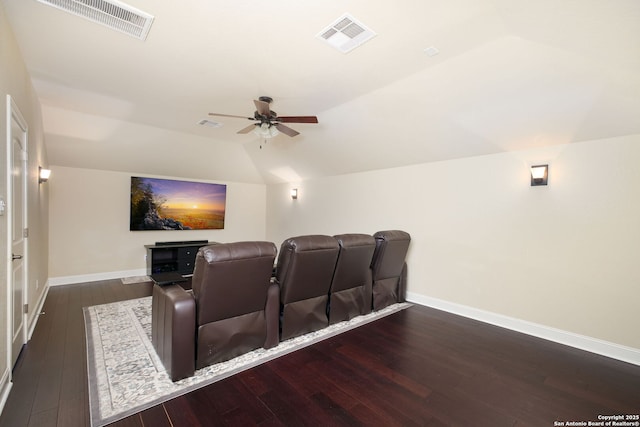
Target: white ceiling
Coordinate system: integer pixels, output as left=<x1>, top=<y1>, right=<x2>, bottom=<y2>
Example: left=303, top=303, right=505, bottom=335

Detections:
left=3, top=0, right=640, bottom=184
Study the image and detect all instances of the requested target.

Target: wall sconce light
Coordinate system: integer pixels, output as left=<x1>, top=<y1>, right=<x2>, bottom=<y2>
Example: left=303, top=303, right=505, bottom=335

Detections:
left=290, top=188, right=298, bottom=199
left=39, top=166, right=51, bottom=184
left=530, top=164, right=548, bottom=186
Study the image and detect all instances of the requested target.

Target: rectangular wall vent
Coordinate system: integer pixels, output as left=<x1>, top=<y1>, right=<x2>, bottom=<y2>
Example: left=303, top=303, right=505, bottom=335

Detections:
left=36, top=0, right=154, bottom=40
left=317, top=13, right=376, bottom=53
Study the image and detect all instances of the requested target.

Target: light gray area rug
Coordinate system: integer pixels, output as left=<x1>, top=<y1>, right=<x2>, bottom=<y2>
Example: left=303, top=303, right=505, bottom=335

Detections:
left=120, top=275, right=151, bottom=284
left=83, top=296, right=410, bottom=427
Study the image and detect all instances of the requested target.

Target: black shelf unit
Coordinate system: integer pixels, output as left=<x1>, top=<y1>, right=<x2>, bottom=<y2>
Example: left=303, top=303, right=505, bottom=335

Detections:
left=145, top=241, right=211, bottom=276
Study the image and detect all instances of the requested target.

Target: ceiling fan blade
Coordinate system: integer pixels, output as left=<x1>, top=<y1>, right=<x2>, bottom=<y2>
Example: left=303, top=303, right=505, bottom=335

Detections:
left=237, top=124, right=257, bottom=134
left=254, top=99, right=271, bottom=116
left=209, top=112, right=255, bottom=120
left=275, top=123, right=300, bottom=137
left=277, top=116, right=319, bottom=124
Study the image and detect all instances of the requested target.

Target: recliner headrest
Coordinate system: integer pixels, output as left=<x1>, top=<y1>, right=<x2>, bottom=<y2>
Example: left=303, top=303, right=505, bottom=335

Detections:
left=373, top=230, right=411, bottom=242
left=334, top=233, right=375, bottom=248
left=281, top=235, right=339, bottom=252
left=200, top=241, right=277, bottom=263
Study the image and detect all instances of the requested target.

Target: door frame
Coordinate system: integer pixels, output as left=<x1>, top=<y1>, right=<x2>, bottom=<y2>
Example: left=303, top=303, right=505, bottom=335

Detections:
left=5, top=94, right=29, bottom=372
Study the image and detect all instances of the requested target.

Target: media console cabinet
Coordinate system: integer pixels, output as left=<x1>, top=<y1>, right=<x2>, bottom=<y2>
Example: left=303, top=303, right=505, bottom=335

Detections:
left=145, top=240, right=211, bottom=276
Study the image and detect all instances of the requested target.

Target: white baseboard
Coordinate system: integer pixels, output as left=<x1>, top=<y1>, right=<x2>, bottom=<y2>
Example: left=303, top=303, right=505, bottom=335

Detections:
left=1, top=285, right=51, bottom=417
left=48, top=269, right=147, bottom=286
left=27, top=282, right=50, bottom=340
left=0, top=369, right=12, bottom=418
left=406, top=292, right=640, bottom=367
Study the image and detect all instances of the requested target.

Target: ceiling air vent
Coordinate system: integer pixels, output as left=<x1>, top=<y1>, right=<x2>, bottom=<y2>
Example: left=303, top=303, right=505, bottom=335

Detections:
left=197, top=119, right=222, bottom=128
left=317, top=13, right=376, bottom=53
left=36, top=0, right=154, bottom=40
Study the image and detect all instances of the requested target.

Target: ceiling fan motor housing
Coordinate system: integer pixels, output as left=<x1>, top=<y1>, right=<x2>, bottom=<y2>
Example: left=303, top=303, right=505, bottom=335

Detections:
left=254, top=110, right=277, bottom=121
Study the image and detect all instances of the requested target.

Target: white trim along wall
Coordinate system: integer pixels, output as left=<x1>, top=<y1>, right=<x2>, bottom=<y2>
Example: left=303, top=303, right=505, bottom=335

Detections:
left=408, top=292, right=640, bottom=366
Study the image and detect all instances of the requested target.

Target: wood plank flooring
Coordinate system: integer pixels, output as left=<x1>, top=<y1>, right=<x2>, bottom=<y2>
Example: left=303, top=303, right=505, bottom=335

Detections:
left=1, top=280, right=639, bottom=426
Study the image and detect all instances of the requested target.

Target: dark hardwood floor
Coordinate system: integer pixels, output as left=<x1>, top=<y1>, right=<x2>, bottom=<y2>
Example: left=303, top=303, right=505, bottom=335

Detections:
left=1, top=280, right=639, bottom=426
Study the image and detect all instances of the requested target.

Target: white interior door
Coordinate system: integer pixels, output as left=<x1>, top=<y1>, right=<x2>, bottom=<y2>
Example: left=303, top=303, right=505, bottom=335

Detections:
left=9, top=98, right=28, bottom=367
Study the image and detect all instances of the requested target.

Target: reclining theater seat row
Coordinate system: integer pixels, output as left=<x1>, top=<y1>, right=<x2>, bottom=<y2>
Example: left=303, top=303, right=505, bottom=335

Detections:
left=151, top=230, right=410, bottom=381
left=277, top=231, right=411, bottom=338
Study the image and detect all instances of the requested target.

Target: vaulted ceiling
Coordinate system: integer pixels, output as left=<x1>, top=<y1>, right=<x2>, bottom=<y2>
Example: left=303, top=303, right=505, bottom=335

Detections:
left=3, top=0, right=640, bottom=184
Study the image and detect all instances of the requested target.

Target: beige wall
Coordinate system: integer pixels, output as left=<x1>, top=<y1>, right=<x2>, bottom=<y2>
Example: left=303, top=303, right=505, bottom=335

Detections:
left=1, top=3, right=50, bottom=403
left=266, top=135, right=640, bottom=355
left=48, top=166, right=266, bottom=282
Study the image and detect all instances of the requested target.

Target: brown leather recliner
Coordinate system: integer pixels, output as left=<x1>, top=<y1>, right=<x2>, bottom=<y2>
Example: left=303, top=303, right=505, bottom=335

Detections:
left=152, top=283, right=195, bottom=381
left=275, top=235, right=340, bottom=340
left=151, top=241, right=279, bottom=381
left=328, top=233, right=376, bottom=324
left=370, top=230, right=411, bottom=311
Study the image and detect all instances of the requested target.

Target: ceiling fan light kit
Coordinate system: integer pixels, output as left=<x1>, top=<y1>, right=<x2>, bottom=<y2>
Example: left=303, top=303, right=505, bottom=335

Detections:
left=254, top=122, right=279, bottom=139
left=208, top=96, right=318, bottom=146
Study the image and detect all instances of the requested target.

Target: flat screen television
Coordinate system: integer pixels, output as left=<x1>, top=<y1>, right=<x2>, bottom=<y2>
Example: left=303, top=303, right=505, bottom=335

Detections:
left=130, top=176, right=226, bottom=231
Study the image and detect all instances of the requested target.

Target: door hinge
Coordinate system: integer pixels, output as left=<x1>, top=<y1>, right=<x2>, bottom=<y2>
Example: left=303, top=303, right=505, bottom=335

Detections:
left=24, top=303, right=29, bottom=314
left=23, top=228, right=29, bottom=238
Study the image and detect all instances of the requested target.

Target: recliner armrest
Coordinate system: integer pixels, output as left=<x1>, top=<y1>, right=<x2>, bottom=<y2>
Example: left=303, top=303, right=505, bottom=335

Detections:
left=264, top=280, right=280, bottom=349
left=152, top=284, right=196, bottom=381
left=398, top=262, right=407, bottom=303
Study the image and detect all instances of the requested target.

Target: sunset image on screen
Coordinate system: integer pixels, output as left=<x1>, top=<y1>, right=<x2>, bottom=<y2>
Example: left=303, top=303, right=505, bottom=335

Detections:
left=130, top=177, right=227, bottom=230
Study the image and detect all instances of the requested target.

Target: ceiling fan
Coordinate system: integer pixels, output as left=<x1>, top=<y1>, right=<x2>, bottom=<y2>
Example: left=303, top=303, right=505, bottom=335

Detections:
left=209, top=96, right=318, bottom=138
